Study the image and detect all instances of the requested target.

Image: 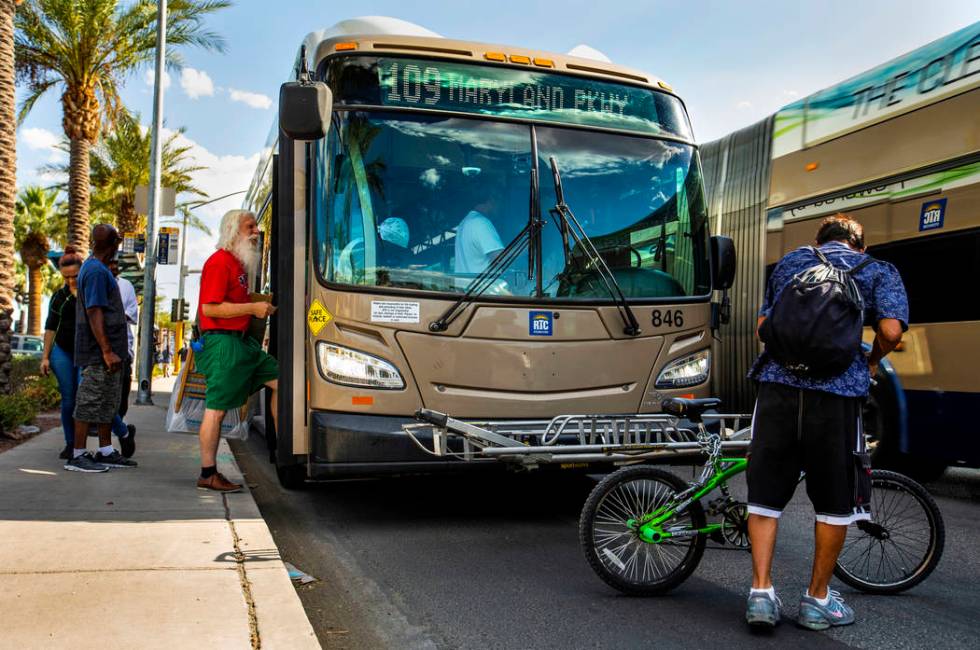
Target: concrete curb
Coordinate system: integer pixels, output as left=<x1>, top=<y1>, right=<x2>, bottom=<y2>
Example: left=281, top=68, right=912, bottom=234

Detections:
left=220, top=439, right=320, bottom=649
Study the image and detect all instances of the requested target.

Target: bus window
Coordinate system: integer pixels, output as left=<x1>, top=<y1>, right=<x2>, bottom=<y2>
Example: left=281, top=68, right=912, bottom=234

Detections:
left=535, top=126, right=711, bottom=299
left=868, top=227, right=980, bottom=324
left=315, top=111, right=532, bottom=295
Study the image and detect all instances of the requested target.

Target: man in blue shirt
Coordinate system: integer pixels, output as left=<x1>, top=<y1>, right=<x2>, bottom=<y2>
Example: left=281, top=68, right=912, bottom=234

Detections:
left=66, top=225, right=138, bottom=473
left=744, top=214, right=907, bottom=631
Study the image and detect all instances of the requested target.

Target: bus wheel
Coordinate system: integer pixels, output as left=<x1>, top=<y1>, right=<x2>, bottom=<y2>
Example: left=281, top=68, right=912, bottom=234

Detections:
left=276, top=463, right=307, bottom=490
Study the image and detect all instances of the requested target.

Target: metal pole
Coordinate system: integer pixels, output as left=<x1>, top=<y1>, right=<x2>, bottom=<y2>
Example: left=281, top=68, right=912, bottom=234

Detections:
left=135, top=0, right=166, bottom=405
left=173, top=208, right=188, bottom=374
left=177, top=208, right=188, bottom=305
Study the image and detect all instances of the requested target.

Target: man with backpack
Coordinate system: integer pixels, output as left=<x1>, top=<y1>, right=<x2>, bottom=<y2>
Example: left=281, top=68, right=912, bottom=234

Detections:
left=744, top=214, right=907, bottom=631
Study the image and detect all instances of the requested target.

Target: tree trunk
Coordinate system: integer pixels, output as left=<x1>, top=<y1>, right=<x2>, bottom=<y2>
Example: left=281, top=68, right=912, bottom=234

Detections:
left=0, top=0, right=18, bottom=395
left=68, top=137, right=92, bottom=253
left=117, top=197, right=139, bottom=235
left=27, top=265, right=43, bottom=336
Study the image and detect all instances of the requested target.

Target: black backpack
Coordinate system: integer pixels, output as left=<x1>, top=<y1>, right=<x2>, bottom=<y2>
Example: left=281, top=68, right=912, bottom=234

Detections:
left=759, top=247, right=874, bottom=378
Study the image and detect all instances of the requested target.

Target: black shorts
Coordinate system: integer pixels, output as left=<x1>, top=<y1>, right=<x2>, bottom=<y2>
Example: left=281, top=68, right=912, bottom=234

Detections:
left=747, top=382, right=871, bottom=525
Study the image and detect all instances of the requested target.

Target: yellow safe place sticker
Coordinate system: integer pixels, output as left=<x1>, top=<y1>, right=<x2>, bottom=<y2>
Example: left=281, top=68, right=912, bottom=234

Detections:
left=307, top=299, right=332, bottom=335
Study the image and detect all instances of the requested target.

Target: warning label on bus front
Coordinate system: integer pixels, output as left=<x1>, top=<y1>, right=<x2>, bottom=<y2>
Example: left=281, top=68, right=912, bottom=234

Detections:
left=371, top=301, right=420, bottom=324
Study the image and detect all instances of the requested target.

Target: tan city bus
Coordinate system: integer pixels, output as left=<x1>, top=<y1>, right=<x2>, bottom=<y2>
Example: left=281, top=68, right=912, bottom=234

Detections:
left=701, top=21, right=980, bottom=480
left=245, top=18, right=735, bottom=487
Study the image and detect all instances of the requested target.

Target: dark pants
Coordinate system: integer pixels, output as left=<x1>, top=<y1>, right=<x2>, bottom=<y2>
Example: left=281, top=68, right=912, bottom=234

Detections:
left=111, top=357, right=132, bottom=437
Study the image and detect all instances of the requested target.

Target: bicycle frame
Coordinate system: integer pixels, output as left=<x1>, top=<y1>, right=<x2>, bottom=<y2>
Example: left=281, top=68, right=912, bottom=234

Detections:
left=634, top=456, right=747, bottom=543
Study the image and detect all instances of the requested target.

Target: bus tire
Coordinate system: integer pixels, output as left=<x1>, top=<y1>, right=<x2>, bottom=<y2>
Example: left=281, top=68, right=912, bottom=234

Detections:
left=276, top=463, right=307, bottom=490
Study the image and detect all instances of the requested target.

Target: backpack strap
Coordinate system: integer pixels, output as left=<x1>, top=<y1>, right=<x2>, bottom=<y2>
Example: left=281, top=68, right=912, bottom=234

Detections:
left=809, top=246, right=831, bottom=265
left=847, top=256, right=876, bottom=275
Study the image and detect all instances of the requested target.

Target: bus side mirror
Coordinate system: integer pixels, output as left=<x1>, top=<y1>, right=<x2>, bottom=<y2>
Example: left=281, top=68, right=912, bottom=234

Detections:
left=711, top=235, right=735, bottom=291
left=279, top=81, right=332, bottom=140
left=711, top=235, right=736, bottom=290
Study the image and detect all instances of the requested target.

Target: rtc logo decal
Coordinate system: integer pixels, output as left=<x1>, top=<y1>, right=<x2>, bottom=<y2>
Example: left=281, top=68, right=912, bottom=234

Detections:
left=919, top=198, right=946, bottom=232
left=529, top=311, right=553, bottom=336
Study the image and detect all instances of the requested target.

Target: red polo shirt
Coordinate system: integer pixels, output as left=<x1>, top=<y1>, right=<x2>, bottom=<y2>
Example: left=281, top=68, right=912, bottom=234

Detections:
left=198, top=249, right=251, bottom=332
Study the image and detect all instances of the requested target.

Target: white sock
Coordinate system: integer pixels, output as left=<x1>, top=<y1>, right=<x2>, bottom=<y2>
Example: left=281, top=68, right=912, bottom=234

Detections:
left=807, top=590, right=831, bottom=605
left=750, top=586, right=776, bottom=599
left=73, top=448, right=87, bottom=459
left=98, top=445, right=115, bottom=456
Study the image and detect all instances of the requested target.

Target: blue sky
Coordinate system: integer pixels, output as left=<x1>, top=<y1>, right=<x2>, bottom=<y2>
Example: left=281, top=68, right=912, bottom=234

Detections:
left=13, top=0, right=980, bottom=316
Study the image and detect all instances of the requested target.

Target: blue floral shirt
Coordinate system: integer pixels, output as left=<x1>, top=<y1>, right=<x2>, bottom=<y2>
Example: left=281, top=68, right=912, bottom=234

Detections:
left=750, top=241, right=909, bottom=397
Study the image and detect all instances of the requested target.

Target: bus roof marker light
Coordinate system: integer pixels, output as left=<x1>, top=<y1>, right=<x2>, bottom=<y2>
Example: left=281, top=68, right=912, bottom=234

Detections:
left=484, top=52, right=506, bottom=62
left=658, top=81, right=673, bottom=92
left=335, top=42, right=358, bottom=51
left=805, top=162, right=820, bottom=172
left=509, top=54, right=531, bottom=65
left=533, top=58, right=554, bottom=68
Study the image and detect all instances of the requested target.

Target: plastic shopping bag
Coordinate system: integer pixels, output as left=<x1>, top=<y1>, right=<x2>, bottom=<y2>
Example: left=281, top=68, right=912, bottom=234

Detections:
left=166, top=345, right=253, bottom=440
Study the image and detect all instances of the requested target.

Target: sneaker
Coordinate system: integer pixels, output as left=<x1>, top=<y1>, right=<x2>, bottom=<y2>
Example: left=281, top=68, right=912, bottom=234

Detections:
left=64, top=452, right=109, bottom=473
left=197, top=472, right=243, bottom=493
left=746, top=590, right=781, bottom=629
left=58, top=445, right=72, bottom=460
left=797, top=590, right=855, bottom=630
left=120, top=424, right=136, bottom=458
left=94, top=449, right=138, bottom=468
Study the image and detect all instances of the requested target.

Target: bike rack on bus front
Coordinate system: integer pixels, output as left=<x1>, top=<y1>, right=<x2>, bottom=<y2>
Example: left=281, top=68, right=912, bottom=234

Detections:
left=402, top=409, right=752, bottom=469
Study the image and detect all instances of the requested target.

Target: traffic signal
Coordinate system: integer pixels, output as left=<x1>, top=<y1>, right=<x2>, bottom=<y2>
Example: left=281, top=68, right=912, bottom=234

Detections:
left=170, top=298, right=189, bottom=322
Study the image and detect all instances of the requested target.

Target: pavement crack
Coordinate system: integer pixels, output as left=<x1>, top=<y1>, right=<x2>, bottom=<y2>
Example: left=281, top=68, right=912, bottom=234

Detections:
left=223, top=493, right=261, bottom=650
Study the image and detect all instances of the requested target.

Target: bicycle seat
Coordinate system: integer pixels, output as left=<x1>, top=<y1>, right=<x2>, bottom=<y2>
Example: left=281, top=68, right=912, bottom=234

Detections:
left=661, top=397, right=722, bottom=422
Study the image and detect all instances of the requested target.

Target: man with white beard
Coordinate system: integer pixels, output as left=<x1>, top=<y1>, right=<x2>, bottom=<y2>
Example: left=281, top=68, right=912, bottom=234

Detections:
left=194, top=210, right=278, bottom=491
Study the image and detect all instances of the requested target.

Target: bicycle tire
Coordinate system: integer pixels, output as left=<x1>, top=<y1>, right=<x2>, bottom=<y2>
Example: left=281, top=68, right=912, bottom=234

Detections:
left=579, top=466, right=706, bottom=595
left=833, top=469, right=944, bottom=594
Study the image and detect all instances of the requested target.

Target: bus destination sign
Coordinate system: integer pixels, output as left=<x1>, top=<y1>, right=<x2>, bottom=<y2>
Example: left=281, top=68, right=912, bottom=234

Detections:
left=377, top=58, right=690, bottom=139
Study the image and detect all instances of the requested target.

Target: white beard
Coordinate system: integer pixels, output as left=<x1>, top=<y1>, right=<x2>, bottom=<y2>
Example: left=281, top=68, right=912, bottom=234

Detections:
left=231, top=236, right=260, bottom=279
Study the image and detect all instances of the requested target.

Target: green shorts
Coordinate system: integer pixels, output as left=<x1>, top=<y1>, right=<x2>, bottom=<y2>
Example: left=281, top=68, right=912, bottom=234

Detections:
left=195, top=333, right=279, bottom=411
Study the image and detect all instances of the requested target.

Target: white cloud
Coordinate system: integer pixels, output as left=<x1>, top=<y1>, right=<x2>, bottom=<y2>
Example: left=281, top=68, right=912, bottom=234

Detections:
left=419, top=168, right=442, bottom=188
left=782, top=89, right=800, bottom=99
left=20, top=127, right=59, bottom=151
left=180, top=68, right=214, bottom=99
left=153, top=128, right=261, bottom=312
left=229, top=89, right=273, bottom=110
left=19, top=126, right=65, bottom=163
left=429, top=154, right=450, bottom=166
left=143, top=69, right=172, bottom=90
left=735, top=100, right=753, bottom=110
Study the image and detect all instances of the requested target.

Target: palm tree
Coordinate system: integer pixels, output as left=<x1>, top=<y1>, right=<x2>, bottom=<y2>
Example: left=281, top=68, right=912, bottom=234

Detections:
left=14, top=0, right=229, bottom=252
left=84, top=112, right=208, bottom=233
left=0, top=0, right=20, bottom=395
left=15, top=185, right=66, bottom=335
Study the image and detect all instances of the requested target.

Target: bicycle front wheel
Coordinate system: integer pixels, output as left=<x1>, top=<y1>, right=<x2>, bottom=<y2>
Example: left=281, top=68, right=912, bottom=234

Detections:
left=834, top=469, right=945, bottom=594
left=579, top=466, right=706, bottom=596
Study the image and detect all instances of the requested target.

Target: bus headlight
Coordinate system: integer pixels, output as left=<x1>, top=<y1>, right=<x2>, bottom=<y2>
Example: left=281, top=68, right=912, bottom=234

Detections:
left=316, top=342, right=405, bottom=390
left=655, top=350, right=710, bottom=389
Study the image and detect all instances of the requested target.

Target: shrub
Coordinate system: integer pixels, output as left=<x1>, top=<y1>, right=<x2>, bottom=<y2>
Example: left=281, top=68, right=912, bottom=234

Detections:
left=21, top=375, right=61, bottom=412
left=10, top=356, right=42, bottom=385
left=0, top=392, right=38, bottom=433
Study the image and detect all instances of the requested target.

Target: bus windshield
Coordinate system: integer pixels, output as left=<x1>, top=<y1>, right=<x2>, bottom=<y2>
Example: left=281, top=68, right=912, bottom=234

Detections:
left=314, top=110, right=710, bottom=300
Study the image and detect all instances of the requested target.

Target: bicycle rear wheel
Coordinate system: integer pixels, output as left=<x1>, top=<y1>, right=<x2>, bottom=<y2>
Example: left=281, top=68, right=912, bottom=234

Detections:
left=834, top=469, right=944, bottom=594
left=579, top=466, right=706, bottom=595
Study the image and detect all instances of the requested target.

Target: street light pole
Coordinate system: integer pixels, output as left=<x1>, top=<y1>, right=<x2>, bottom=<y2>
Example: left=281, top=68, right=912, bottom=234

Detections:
left=135, top=0, right=166, bottom=405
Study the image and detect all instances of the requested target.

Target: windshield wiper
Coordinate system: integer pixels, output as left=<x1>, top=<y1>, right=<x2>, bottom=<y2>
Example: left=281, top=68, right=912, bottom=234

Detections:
left=548, top=156, right=642, bottom=336
left=429, top=213, right=543, bottom=332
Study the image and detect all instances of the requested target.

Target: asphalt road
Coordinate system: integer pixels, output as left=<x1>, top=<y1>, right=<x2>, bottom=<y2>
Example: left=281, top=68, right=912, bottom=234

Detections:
left=232, top=435, right=979, bottom=650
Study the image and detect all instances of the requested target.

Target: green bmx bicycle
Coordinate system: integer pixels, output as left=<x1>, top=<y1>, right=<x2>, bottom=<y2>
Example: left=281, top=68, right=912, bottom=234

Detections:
left=579, top=397, right=945, bottom=596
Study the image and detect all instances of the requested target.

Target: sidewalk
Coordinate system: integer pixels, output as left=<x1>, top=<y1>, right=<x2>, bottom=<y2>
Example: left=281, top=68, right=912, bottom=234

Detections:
left=0, top=377, right=319, bottom=649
